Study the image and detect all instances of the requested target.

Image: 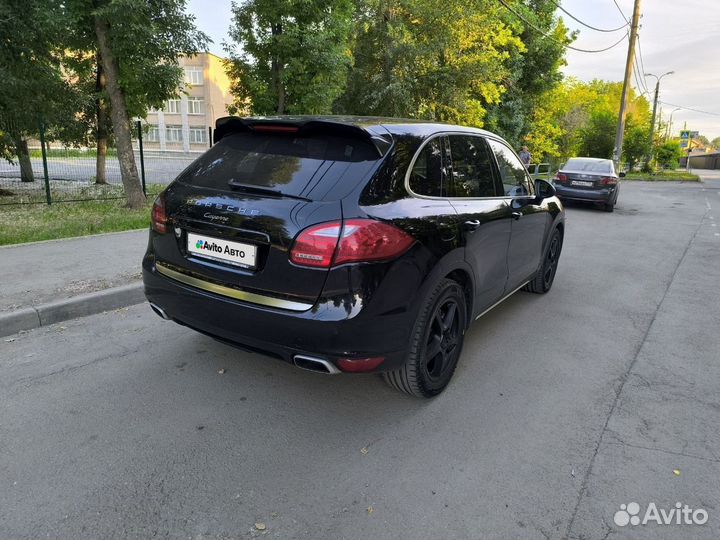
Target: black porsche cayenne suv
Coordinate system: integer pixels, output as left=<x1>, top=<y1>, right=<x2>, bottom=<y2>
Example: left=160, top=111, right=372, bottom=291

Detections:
left=142, top=116, right=565, bottom=397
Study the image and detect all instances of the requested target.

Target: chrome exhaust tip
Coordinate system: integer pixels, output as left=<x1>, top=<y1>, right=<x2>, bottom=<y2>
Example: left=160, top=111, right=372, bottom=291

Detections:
left=149, top=302, right=170, bottom=320
left=293, top=355, right=341, bottom=375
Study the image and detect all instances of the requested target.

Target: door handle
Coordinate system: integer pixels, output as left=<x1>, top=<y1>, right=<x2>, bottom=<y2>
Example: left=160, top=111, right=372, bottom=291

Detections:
left=463, top=220, right=481, bottom=231
left=511, top=211, right=522, bottom=220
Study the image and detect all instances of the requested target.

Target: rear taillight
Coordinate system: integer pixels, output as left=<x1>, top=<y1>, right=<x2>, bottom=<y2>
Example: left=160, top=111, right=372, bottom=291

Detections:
left=151, top=192, right=168, bottom=234
left=290, top=219, right=415, bottom=268
left=599, top=176, right=618, bottom=186
left=555, top=173, right=568, bottom=184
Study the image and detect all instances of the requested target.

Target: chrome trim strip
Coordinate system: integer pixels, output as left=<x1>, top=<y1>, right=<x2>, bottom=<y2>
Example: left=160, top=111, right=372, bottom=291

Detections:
left=293, top=355, right=341, bottom=375
left=475, top=281, right=530, bottom=320
left=155, top=262, right=313, bottom=312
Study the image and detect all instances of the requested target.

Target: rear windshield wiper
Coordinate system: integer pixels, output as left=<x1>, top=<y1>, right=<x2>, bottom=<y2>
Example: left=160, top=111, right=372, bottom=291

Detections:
left=227, top=180, right=311, bottom=201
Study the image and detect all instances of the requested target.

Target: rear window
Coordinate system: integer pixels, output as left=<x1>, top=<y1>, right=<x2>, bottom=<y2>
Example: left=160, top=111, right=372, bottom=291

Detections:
left=177, top=132, right=379, bottom=196
left=564, top=159, right=613, bottom=173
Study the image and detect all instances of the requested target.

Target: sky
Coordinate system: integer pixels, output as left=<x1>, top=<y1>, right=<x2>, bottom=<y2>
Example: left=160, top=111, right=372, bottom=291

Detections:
left=187, top=0, right=720, bottom=139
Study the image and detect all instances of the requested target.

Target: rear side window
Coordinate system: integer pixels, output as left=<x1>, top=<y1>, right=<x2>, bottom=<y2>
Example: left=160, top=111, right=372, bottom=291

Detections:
left=487, top=139, right=534, bottom=197
left=409, top=138, right=445, bottom=197
left=448, top=135, right=497, bottom=197
left=177, top=132, right=379, bottom=196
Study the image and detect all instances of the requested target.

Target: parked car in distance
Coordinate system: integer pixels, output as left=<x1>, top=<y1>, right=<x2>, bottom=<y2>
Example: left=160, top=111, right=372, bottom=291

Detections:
left=553, top=157, right=624, bottom=212
left=527, top=162, right=552, bottom=181
left=142, top=116, right=565, bottom=398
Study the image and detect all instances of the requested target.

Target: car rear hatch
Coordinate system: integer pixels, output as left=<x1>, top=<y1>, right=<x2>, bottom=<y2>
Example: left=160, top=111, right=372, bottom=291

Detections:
left=151, top=118, right=390, bottom=310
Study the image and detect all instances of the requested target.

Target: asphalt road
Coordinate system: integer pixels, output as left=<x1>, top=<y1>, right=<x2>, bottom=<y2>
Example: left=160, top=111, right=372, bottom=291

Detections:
left=2, top=178, right=719, bottom=539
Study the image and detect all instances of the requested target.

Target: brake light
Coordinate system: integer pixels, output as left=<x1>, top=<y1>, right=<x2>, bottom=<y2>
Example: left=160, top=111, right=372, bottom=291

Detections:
left=555, top=173, right=568, bottom=184
left=151, top=192, right=168, bottom=234
left=290, top=219, right=415, bottom=268
left=599, top=176, right=618, bottom=186
left=252, top=125, right=299, bottom=133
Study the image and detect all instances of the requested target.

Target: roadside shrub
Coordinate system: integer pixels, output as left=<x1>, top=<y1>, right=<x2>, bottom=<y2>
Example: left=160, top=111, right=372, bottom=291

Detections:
left=655, top=140, right=683, bottom=169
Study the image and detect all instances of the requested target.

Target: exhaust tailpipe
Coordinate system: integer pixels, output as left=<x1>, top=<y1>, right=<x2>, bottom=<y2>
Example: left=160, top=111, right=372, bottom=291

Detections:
left=149, top=302, right=170, bottom=320
left=293, top=355, right=340, bottom=375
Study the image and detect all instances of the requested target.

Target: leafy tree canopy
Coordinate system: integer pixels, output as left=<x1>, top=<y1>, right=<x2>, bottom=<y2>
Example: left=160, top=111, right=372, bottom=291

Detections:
left=225, top=0, right=355, bottom=115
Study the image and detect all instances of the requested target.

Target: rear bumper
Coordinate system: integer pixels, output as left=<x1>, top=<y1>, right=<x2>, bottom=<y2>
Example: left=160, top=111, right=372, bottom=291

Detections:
left=555, top=184, right=616, bottom=202
left=142, top=254, right=414, bottom=372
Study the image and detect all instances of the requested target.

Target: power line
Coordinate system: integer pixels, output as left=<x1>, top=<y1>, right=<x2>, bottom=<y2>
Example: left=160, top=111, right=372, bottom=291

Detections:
left=635, top=34, right=651, bottom=94
left=612, top=0, right=630, bottom=22
left=496, top=0, right=628, bottom=53
left=632, top=60, right=648, bottom=97
left=657, top=101, right=720, bottom=117
left=633, top=47, right=650, bottom=95
left=550, top=0, right=630, bottom=32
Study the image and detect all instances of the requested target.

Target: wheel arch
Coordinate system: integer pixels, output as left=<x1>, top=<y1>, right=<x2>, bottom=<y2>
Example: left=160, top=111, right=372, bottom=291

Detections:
left=444, top=268, right=474, bottom=330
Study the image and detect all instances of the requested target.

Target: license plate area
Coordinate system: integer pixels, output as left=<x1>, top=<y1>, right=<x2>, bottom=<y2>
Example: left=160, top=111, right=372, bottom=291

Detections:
left=187, top=231, right=257, bottom=269
left=571, top=180, right=594, bottom=187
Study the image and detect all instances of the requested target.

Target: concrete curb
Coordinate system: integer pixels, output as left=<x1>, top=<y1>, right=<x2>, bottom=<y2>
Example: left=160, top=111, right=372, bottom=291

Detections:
left=0, top=282, right=145, bottom=338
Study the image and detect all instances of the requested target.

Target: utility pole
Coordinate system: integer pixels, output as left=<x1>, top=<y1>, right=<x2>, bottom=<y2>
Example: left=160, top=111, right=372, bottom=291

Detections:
left=612, top=0, right=642, bottom=171
left=644, top=71, right=674, bottom=169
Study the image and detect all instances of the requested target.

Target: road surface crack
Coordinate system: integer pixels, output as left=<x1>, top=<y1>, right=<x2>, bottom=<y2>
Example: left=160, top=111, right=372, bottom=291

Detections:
left=563, top=206, right=710, bottom=539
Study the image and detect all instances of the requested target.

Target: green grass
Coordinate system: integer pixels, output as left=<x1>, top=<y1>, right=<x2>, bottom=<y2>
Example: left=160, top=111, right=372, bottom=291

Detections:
left=623, top=170, right=700, bottom=182
left=0, top=198, right=153, bottom=245
left=29, top=148, right=118, bottom=158
left=0, top=180, right=164, bottom=205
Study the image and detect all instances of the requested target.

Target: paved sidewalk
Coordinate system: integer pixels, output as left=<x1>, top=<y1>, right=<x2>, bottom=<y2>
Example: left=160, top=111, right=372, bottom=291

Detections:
left=0, top=229, right=147, bottom=313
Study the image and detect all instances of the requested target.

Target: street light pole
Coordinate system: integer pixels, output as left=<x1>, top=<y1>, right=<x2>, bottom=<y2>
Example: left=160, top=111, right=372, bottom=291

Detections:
left=666, top=107, right=681, bottom=140
left=644, top=71, right=674, bottom=168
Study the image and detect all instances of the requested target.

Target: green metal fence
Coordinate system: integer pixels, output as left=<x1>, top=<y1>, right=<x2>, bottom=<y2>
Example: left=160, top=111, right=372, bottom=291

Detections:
left=0, top=119, right=205, bottom=205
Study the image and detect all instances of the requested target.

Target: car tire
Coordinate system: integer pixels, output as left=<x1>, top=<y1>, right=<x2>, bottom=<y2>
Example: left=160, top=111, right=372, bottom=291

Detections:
left=383, top=278, right=467, bottom=398
left=524, top=228, right=563, bottom=294
left=604, top=201, right=615, bottom=212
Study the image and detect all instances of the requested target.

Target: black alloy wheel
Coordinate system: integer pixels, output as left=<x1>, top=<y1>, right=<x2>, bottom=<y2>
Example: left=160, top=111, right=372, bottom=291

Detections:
left=383, top=279, right=467, bottom=398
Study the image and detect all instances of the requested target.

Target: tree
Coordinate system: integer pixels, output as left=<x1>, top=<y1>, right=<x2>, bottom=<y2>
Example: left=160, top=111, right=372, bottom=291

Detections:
left=578, top=109, right=616, bottom=159
left=622, top=115, right=650, bottom=171
left=484, top=0, right=571, bottom=148
left=0, top=0, right=82, bottom=182
left=525, top=78, right=651, bottom=164
left=655, top=140, right=683, bottom=169
left=64, top=0, right=208, bottom=208
left=225, top=0, right=355, bottom=115
left=336, top=0, right=524, bottom=126
left=711, top=136, right=720, bottom=149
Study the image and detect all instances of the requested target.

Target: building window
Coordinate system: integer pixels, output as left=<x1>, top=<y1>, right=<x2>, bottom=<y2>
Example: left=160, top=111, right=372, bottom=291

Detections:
left=189, top=127, right=207, bottom=144
left=146, top=126, right=160, bottom=142
left=187, top=97, right=204, bottom=115
left=165, top=125, right=183, bottom=143
left=185, top=67, right=203, bottom=86
left=165, top=99, right=181, bottom=114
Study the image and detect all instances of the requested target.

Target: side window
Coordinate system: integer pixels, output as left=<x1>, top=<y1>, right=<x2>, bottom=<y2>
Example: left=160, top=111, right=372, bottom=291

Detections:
left=409, top=138, right=445, bottom=197
left=487, top=139, right=533, bottom=197
left=448, top=135, right=498, bottom=198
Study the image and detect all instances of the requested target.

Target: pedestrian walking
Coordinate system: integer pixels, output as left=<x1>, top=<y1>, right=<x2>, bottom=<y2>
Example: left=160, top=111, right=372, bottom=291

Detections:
left=519, top=146, right=532, bottom=168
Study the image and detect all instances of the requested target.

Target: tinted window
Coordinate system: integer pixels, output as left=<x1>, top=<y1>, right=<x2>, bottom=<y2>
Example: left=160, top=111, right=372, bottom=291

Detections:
left=177, top=132, right=378, bottom=196
left=448, top=135, right=497, bottom=197
left=409, top=138, right=445, bottom=197
left=564, top=158, right=613, bottom=173
left=487, top=139, right=533, bottom=197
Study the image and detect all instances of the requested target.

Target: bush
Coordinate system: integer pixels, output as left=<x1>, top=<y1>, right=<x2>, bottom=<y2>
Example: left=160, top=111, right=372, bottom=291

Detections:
left=655, top=140, right=683, bottom=169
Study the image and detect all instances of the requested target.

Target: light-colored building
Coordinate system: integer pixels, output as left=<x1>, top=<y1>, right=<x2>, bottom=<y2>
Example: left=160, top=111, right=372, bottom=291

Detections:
left=144, top=53, right=234, bottom=152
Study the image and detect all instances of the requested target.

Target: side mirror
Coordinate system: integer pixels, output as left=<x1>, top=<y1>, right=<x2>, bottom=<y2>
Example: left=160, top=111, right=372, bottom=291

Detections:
left=619, top=171, right=626, bottom=178
left=535, top=179, right=556, bottom=199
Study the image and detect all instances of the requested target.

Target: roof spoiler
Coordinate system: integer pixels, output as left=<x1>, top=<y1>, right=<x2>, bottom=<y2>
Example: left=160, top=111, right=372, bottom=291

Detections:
left=213, top=116, right=392, bottom=157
